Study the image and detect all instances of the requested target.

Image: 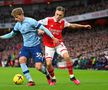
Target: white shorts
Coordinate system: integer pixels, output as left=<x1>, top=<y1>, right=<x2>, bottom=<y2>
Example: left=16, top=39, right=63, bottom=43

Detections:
left=45, top=42, right=68, bottom=59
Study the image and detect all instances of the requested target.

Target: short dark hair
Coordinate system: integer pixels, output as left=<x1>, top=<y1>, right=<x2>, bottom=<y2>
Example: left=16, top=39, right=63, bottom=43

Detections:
left=56, top=6, right=65, bottom=13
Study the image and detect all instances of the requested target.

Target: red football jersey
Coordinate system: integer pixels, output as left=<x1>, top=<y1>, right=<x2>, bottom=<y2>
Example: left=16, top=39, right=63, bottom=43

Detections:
left=39, top=17, right=70, bottom=47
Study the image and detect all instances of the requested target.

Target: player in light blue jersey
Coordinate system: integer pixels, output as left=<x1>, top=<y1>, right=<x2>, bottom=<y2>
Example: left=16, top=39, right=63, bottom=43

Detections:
left=0, top=7, right=58, bottom=86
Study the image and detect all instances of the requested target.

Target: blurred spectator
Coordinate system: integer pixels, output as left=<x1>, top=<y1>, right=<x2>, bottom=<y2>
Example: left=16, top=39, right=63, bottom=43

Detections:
left=0, top=0, right=108, bottom=23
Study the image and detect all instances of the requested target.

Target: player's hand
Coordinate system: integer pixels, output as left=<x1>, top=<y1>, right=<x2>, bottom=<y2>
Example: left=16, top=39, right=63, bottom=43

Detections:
left=84, top=25, right=92, bottom=29
left=0, top=36, right=4, bottom=39
left=0, top=36, right=2, bottom=39
left=52, top=37, right=59, bottom=45
left=38, top=29, right=44, bottom=35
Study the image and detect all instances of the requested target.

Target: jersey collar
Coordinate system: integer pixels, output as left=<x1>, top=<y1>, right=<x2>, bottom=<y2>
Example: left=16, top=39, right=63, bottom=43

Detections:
left=53, top=17, right=63, bottom=23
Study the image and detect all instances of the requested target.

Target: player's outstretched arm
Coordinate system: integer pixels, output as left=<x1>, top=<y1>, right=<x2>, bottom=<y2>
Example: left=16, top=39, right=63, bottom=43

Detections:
left=0, top=31, right=16, bottom=39
left=69, top=24, right=92, bottom=29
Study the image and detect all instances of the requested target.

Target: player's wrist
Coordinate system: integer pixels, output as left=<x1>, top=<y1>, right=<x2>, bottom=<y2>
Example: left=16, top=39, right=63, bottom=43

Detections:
left=52, top=37, right=57, bottom=40
left=52, top=36, right=55, bottom=39
left=0, top=36, right=2, bottom=39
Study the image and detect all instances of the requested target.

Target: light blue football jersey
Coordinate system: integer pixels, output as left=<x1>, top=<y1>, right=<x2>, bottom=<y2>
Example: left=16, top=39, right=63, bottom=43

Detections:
left=13, top=17, right=40, bottom=47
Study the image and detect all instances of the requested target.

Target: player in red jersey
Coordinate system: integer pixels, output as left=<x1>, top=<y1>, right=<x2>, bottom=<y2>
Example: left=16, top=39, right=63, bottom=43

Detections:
left=38, top=6, right=91, bottom=86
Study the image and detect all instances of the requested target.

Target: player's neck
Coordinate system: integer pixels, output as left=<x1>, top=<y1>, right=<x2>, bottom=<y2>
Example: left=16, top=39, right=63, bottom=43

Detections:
left=53, top=16, right=61, bottom=23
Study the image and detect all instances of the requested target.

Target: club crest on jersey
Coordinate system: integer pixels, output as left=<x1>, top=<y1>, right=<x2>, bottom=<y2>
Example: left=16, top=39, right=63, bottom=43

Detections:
left=51, top=25, right=53, bottom=27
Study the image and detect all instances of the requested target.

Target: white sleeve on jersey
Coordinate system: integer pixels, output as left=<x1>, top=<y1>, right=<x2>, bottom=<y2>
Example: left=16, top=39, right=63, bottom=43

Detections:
left=64, top=19, right=71, bottom=28
left=38, top=18, right=48, bottom=25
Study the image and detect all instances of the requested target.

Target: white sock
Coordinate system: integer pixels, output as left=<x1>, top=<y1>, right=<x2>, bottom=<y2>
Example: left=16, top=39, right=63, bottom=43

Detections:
left=70, top=75, right=74, bottom=78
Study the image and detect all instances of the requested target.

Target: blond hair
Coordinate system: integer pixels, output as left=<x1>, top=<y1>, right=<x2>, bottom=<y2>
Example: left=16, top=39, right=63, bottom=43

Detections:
left=11, top=7, right=24, bottom=17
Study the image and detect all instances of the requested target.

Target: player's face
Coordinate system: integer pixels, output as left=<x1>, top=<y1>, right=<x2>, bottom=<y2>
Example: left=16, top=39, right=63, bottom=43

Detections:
left=14, top=15, right=24, bottom=22
left=54, top=10, right=64, bottom=22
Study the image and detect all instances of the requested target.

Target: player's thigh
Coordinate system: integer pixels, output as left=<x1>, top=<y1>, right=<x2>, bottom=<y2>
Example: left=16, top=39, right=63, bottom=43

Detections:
left=31, top=44, right=43, bottom=63
left=45, top=46, right=55, bottom=60
left=19, top=46, right=29, bottom=63
left=56, top=42, right=68, bottom=57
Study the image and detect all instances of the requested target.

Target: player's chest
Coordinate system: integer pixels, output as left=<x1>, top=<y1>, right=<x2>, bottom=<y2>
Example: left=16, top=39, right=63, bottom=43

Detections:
left=48, top=23, right=64, bottom=30
left=47, top=24, right=63, bottom=35
left=18, top=23, right=33, bottom=33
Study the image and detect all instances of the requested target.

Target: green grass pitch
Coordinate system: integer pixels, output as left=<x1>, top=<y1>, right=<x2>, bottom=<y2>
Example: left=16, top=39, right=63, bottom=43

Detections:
left=0, top=67, right=108, bottom=90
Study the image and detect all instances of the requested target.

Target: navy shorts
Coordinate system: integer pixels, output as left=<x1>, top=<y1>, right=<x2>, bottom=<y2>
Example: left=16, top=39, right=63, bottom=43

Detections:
left=19, top=44, right=43, bottom=63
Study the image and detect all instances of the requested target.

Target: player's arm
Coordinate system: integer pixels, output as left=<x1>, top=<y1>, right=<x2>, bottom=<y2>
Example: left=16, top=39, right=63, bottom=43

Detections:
left=37, top=24, right=58, bottom=43
left=0, top=30, right=17, bottom=39
left=65, top=20, right=91, bottom=29
left=33, top=19, right=58, bottom=44
left=37, top=18, right=47, bottom=35
left=69, top=23, right=91, bottom=29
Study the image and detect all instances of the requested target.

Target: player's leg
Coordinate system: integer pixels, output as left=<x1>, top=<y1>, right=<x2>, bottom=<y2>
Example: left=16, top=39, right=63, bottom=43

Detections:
left=45, top=58, right=56, bottom=85
left=56, top=42, right=80, bottom=85
left=31, top=44, right=53, bottom=85
left=62, top=52, right=80, bottom=85
left=34, top=55, right=53, bottom=85
left=19, top=46, right=35, bottom=86
left=35, top=62, right=50, bottom=76
left=45, top=46, right=56, bottom=85
left=31, top=44, right=50, bottom=75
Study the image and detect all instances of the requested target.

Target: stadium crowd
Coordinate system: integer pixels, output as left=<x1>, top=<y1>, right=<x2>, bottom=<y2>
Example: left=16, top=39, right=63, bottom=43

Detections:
left=0, top=0, right=108, bottom=23
left=0, top=34, right=22, bottom=67
left=63, top=26, right=108, bottom=70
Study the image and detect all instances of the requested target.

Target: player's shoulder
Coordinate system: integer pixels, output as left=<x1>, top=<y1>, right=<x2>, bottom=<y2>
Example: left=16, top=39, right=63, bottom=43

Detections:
left=61, top=19, right=69, bottom=24
left=45, top=17, right=53, bottom=20
left=15, top=22, right=20, bottom=27
left=62, top=19, right=67, bottom=22
left=25, top=17, right=38, bottom=25
left=25, top=17, right=36, bottom=21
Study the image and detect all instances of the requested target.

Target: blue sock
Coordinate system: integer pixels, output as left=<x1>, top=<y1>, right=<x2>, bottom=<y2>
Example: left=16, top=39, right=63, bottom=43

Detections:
left=20, top=63, right=33, bottom=81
